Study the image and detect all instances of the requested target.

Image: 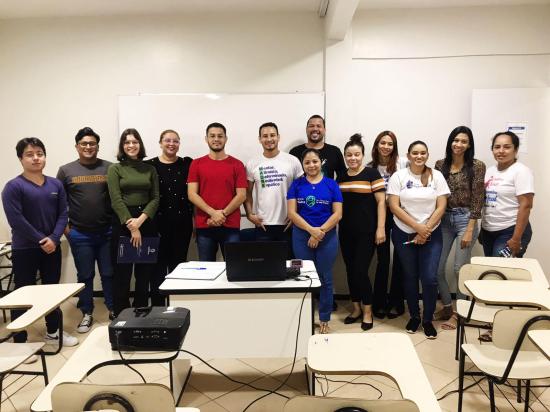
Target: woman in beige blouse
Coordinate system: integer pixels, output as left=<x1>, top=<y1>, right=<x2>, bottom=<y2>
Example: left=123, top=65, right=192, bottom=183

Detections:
left=434, top=126, right=485, bottom=324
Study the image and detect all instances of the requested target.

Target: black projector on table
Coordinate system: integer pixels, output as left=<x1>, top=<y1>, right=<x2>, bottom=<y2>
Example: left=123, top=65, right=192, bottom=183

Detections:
left=109, top=306, right=190, bottom=351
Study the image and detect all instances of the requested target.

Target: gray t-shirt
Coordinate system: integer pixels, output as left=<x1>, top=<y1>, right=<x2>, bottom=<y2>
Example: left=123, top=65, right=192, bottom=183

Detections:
left=56, top=159, right=113, bottom=232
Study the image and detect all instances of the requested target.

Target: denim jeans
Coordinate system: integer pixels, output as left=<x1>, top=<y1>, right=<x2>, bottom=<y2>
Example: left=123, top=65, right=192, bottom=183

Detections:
left=436, top=208, right=479, bottom=305
left=293, top=227, right=338, bottom=322
left=255, top=225, right=293, bottom=259
left=392, top=225, right=443, bottom=322
left=68, top=228, right=114, bottom=314
left=196, top=227, right=241, bottom=261
left=11, top=247, right=61, bottom=342
left=481, top=223, right=532, bottom=257
left=374, top=211, right=404, bottom=312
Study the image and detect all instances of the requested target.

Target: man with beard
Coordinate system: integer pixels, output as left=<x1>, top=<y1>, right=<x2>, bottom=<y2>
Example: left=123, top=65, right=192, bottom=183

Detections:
left=290, top=114, right=345, bottom=180
left=187, top=122, right=247, bottom=261
left=244, top=122, right=302, bottom=257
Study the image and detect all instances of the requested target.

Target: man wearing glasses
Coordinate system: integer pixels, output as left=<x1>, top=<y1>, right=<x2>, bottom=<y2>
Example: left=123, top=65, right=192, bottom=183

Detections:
left=57, top=127, right=114, bottom=333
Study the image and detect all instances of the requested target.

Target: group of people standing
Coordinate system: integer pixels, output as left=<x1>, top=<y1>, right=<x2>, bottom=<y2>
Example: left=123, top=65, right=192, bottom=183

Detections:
left=1, top=114, right=534, bottom=345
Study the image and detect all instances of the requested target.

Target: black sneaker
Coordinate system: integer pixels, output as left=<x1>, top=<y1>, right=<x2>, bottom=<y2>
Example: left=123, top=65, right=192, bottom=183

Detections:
left=422, top=321, right=438, bottom=339
left=405, top=318, right=421, bottom=334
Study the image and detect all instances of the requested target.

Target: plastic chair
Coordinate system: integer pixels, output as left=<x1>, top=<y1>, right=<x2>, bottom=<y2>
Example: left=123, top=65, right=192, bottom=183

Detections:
left=458, top=309, right=550, bottom=412
left=283, top=396, right=420, bottom=412
left=454, top=263, right=533, bottom=360
left=0, top=341, right=48, bottom=403
left=51, top=382, right=198, bottom=412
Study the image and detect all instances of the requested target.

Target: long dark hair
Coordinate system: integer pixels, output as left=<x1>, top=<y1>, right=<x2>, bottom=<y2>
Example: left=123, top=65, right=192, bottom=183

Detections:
left=440, top=126, right=475, bottom=188
left=369, top=131, right=399, bottom=175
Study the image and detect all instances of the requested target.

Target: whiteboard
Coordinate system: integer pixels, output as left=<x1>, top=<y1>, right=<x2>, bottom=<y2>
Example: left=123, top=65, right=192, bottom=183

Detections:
left=118, top=93, right=325, bottom=163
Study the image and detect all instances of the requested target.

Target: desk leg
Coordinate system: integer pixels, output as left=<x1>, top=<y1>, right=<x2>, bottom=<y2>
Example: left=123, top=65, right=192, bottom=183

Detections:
left=171, top=358, right=192, bottom=406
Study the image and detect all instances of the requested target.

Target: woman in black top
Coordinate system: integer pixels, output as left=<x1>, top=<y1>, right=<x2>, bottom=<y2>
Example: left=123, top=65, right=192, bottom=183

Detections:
left=338, top=134, right=386, bottom=330
left=146, top=130, right=193, bottom=299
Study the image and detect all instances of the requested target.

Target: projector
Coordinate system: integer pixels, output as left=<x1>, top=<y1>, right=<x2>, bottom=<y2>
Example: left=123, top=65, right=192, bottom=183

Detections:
left=109, top=306, right=190, bottom=351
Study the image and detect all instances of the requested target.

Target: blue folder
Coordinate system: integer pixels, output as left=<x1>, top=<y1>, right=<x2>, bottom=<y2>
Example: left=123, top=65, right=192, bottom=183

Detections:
left=117, top=236, right=160, bottom=264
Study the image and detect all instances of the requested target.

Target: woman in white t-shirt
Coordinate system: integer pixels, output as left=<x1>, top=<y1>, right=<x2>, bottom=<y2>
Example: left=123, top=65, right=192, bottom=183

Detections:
left=481, top=131, right=534, bottom=257
left=387, top=141, right=450, bottom=339
left=367, top=131, right=409, bottom=320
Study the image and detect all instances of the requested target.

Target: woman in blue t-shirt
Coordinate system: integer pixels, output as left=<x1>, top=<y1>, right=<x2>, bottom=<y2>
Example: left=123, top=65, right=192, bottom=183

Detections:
left=287, top=148, right=343, bottom=334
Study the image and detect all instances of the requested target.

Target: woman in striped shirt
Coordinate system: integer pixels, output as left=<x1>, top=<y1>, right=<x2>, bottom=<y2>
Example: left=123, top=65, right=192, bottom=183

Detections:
left=338, top=134, right=386, bottom=330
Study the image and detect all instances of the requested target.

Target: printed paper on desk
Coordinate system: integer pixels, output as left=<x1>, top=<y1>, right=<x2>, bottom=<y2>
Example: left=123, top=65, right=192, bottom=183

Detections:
left=166, top=261, right=226, bottom=280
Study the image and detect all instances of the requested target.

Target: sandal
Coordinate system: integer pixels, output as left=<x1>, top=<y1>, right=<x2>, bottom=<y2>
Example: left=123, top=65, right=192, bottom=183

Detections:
left=441, top=313, right=458, bottom=331
left=479, top=329, right=493, bottom=342
left=319, top=321, right=330, bottom=334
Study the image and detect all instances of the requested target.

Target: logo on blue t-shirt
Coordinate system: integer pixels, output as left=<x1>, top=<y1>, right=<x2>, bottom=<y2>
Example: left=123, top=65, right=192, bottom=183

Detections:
left=306, top=195, right=316, bottom=207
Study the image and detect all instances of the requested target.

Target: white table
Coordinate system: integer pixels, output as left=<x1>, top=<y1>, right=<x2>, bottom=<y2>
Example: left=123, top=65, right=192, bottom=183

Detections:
left=464, top=280, right=550, bottom=309
left=471, top=257, right=549, bottom=288
left=160, top=260, right=321, bottom=359
left=528, top=330, right=550, bottom=360
left=31, top=326, right=191, bottom=412
left=307, top=333, right=440, bottom=412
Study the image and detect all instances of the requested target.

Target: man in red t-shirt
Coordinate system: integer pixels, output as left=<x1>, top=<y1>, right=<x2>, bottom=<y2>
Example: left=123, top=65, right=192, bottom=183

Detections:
left=187, top=122, right=247, bottom=261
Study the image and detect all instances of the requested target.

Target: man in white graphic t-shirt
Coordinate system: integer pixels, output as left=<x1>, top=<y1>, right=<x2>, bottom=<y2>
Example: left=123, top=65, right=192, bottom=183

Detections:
left=245, top=122, right=303, bottom=257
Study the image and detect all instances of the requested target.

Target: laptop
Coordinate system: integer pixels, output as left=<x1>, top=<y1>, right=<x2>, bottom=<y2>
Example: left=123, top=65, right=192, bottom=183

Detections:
left=225, top=241, right=287, bottom=281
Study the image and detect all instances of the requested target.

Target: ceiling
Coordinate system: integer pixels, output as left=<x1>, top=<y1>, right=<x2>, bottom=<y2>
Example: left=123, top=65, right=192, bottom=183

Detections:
left=0, top=0, right=548, bottom=19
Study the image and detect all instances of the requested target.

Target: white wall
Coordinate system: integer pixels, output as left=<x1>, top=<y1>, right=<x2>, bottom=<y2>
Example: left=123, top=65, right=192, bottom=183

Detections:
left=0, top=12, right=324, bottom=281
left=1, top=4, right=549, bottom=287
left=346, top=5, right=550, bottom=280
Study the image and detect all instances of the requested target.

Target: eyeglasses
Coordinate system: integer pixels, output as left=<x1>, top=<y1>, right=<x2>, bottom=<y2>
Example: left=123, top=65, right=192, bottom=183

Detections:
left=78, top=141, right=98, bottom=148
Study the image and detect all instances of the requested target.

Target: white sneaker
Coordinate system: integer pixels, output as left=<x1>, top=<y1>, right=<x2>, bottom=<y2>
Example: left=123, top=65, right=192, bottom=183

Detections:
left=45, top=330, right=79, bottom=347
left=77, top=313, right=93, bottom=334
left=23, top=354, right=38, bottom=364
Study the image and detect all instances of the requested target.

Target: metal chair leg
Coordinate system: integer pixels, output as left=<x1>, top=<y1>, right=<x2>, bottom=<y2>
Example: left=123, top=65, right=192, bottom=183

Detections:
left=488, top=379, right=496, bottom=412
left=458, top=347, right=466, bottom=412
left=524, top=380, right=530, bottom=412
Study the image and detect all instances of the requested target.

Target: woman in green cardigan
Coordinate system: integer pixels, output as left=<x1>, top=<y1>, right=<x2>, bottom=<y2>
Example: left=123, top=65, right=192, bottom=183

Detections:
left=107, top=128, right=160, bottom=316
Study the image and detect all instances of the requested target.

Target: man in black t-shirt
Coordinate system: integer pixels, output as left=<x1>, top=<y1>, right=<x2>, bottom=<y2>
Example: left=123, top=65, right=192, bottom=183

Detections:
left=289, top=114, right=345, bottom=180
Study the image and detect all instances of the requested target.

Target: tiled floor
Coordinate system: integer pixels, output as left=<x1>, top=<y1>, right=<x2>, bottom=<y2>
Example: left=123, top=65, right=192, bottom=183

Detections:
left=1, top=298, right=549, bottom=411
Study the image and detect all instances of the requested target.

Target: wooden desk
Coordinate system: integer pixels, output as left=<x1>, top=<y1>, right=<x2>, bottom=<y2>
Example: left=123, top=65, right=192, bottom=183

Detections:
left=160, top=260, right=321, bottom=359
left=307, top=333, right=440, bottom=412
left=31, top=326, right=190, bottom=412
left=0, top=283, right=84, bottom=332
left=471, top=257, right=549, bottom=287
left=464, top=280, right=550, bottom=309
left=528, top=330, right=550, bottom=360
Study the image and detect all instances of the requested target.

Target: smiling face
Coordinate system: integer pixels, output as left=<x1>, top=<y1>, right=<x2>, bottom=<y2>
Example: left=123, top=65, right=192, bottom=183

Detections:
left=492, top=134, right=517, bottom=167
left=377, top=135, right=395, bottom=159
left=407, top=143, right=429, bottom=168
left=451, top=132, right=470, bottom=157
left=259, top=126, right=280, bottom=152
left=302, top=152, right=322, bottom=178
left=306, top=117, right=325, bottom=145
left=123, top=134, right=140, bottom=160
left=160, top=131, right=180, bottom=158
left=206, top=127, right=227, bottom=153
left=344, top=144, right=364, bottom=171
left=76, top=135, right=99, bottom=162
left=20, top=144, right=46, bottom=173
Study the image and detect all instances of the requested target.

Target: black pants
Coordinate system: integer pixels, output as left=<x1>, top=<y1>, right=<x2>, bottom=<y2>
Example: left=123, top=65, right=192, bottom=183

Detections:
left=156, top=216, right=193, bottom=306
left=111, top=206, right=160, bottom=316
left=373, top=211, right=404, bottom=312
left=11, top=247, right=61, bottom=342
left=339, top=228, right=376, bottom=306
left=255, top=225, right=294, bottom=260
